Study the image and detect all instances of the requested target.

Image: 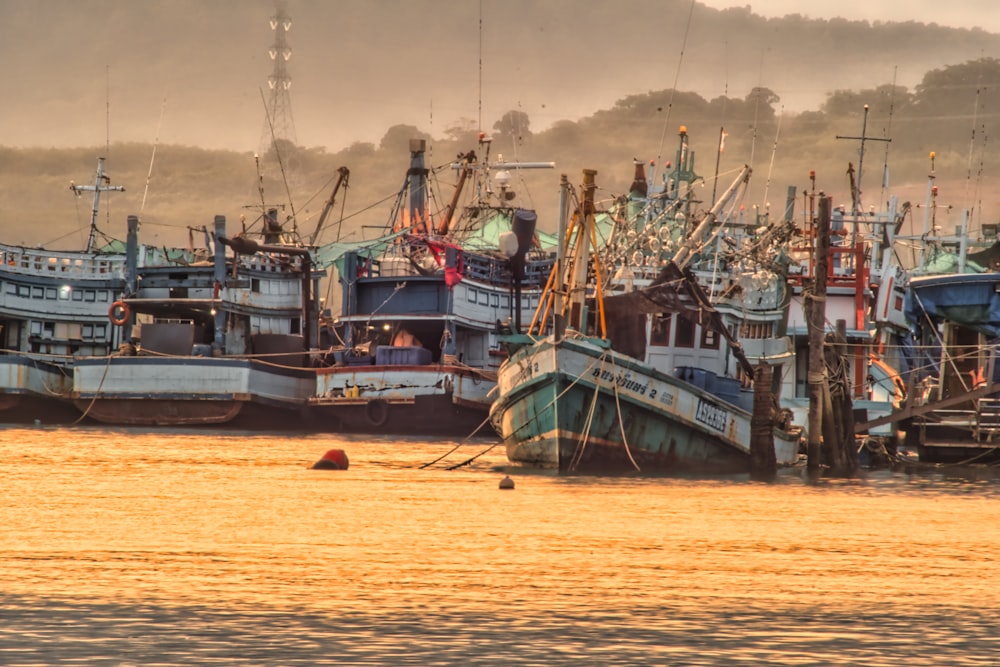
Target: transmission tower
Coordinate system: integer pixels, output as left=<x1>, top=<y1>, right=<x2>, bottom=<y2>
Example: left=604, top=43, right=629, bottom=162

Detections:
left=259, top=1, right=297, bottom=156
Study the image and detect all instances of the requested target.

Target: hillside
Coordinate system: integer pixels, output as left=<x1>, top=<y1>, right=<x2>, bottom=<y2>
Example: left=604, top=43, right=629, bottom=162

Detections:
left=1, top=3, right=998, bottom=251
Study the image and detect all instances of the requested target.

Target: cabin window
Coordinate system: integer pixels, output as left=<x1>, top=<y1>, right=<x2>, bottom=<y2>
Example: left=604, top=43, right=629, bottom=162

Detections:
left=83, top=324, right=93, bottom=340
left=99, top=291, right=110, bottom=303
left=467, top=288, right=477, bottom=303
left=491, top=294, right=499, bottom=308
left=72, top=291, right=83, bottom=301
left=84, top=291, right=96, bottom=303
left=45, top=287, right=56, bottom=300
left=95, top=324, right=107, bottom=340
left=701, top=327, right=719, bottom=349
left=290, top=318, right=301, bottom=335
left=31, top=287, right=43, bottom=299
left=675, top=316, right=696, bottom=348
left=501, top=295, right=510, bottom=310
left=650, top=314, right=671, bottom=346
left=251, top=278, right=261, bottom=293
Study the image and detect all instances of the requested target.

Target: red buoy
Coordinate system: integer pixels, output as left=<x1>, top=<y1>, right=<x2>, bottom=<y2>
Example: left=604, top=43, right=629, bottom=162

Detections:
left=312, top=448, right=349, bottom=470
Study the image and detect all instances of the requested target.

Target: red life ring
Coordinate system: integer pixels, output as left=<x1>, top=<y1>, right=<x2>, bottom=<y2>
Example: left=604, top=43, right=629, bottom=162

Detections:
left=108, top=300, right=131, bottom=326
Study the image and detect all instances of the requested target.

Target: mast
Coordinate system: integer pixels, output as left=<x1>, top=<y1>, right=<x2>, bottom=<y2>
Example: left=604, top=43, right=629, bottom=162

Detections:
left=835, top=104, right=891, bottom=244
left=70, top=157, right=125, bottom=252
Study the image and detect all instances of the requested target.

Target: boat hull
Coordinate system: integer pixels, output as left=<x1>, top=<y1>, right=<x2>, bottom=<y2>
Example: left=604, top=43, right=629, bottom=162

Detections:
left=0, top=354, right=82, bottom=423
left=72, top=356, right=315, bottom=427
left=310, top=363, right=495, bottom=435
left=492, top=337, right=800, bottom=474
left=73, top=398, right=243, bottom=426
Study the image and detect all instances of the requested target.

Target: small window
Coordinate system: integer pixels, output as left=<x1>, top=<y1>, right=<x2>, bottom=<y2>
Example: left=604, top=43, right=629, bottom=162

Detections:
left=251, top=278, right=261, bottom=293
left=676, top=316, right=696, bottom=348
left=701, top=327, right=719, bottom=350
left=650, top=314, right=672, bottom=346
left=45, top=287, right=56, bottom=300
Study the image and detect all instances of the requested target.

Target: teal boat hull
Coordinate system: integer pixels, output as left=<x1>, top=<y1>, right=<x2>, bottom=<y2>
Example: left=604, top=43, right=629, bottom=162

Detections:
left=492, top=336, right=800, bottom=474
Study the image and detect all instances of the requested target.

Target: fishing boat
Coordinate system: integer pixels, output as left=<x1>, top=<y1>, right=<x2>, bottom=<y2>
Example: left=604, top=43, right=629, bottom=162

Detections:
left=307, top=136, right=565, bottom=435
left=490, top=167, right=801, bottom=475
left=856, top=156, right=1000, bottom=463
left=70, top=210, right=320, bottom=427
left=781, top=189, right=908, bottom=454
left=0, top=157, right=130, bottom=423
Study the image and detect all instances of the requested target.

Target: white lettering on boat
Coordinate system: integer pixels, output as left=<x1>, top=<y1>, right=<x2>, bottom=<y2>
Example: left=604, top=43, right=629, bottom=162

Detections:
left=591, top=367, right=650, bottom=395
left=695, top=399, right=728, bottom=432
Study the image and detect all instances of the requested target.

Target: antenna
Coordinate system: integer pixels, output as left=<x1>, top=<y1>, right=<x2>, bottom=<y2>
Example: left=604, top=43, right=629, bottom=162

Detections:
left=71, top=157, right=126, bottom=252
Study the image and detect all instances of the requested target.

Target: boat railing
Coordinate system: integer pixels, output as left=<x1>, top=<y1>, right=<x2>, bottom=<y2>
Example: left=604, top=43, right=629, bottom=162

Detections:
left=0, top=246, right=126, bottom=278
left=240, top=251, right=306, bottom=273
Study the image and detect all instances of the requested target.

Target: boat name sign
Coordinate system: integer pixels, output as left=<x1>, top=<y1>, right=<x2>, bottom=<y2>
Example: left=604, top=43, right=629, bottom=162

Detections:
left=590, top=368, right=675, bottom=407
left=694, top=399, right=729, bottom=432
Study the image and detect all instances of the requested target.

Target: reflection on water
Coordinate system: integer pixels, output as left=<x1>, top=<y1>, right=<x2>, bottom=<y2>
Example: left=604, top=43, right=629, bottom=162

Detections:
left=2, top=426, right=999, bottom=665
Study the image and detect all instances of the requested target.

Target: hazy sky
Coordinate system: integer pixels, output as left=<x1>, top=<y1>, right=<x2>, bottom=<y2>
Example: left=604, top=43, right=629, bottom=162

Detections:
left=699, top=0, right=1000, bottom=32
left=0, top=0, right=996, bottom=153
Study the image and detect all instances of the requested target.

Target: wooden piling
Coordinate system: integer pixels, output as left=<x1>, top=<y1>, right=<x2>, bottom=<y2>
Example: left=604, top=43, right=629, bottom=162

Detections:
left=806, top=195, right=831, bottom=476
left=750, top=361, right=777, bottom=480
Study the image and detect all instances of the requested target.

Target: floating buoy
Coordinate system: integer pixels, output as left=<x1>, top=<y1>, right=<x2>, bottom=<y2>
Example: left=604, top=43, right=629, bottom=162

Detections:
left=312, top=448, right=349, bottom=470
left=499, top=475, right=515, bottom=490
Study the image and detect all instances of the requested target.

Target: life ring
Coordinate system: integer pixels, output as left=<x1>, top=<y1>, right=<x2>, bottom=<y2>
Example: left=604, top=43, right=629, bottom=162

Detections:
left=364, top=399, right=390, bottom=427
left=108, top=300, right=131, bottom=326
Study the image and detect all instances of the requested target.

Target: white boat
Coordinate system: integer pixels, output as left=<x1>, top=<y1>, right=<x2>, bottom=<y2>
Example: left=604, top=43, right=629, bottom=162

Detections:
left=0, top=158, right=130, bottom=422
left=71, top=212, right=320, bottom=427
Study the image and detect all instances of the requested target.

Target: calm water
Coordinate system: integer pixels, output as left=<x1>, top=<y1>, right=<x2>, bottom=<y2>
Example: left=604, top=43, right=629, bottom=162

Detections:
left=2, top=425, right=999, bottom=666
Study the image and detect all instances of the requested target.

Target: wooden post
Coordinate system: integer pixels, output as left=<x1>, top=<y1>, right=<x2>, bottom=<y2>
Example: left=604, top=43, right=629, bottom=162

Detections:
left=750, top=361, right=777, bottom=480
left=823, top=328, right=846, bottom=473
left=834, top=319, right=860, bottom=476
left=807, top=195, right=831, bottom=476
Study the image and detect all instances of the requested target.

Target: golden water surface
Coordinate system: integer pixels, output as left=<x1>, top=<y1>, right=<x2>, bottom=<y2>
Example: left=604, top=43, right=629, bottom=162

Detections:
left=2, top=425, right=999, bottom=665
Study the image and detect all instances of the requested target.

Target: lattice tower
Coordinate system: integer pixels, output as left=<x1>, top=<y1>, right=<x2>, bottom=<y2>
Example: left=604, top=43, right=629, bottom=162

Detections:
left=258, top=2, right=297, bottom=156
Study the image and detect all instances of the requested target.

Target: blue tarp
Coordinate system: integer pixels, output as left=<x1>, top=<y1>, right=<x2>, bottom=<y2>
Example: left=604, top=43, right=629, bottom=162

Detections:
left=905, top=272, right=1000, bottom=338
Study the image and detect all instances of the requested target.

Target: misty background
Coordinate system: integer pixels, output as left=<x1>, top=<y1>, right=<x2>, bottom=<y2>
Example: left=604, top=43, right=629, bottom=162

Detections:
left=1, top=0, right=1000, bottom=257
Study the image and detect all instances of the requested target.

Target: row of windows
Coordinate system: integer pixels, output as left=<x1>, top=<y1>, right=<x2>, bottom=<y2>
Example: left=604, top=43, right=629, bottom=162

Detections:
left=4, top=282, right=113, bottom=303
left=650, top=314, right=720, bottom=350
left=29, top=320, right=110, bottom=341
left=465, top=286, right=536, bottom=311
left=739, top=321, right=774, bottom=340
